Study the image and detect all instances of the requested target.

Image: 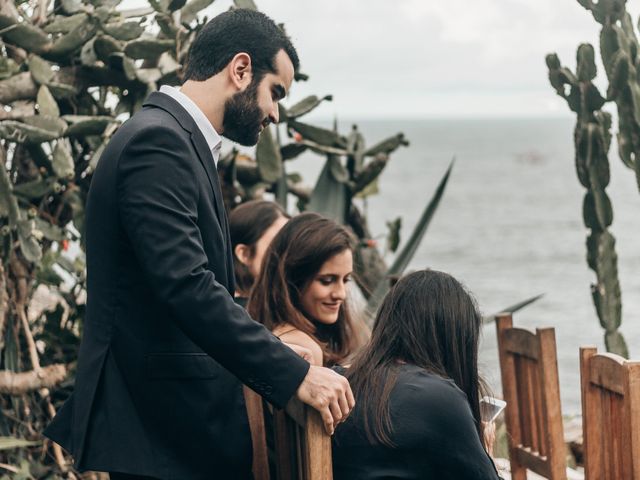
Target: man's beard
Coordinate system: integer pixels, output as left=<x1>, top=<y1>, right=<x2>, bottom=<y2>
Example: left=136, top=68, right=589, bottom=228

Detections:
left=222, top=79, right=265, bottom=147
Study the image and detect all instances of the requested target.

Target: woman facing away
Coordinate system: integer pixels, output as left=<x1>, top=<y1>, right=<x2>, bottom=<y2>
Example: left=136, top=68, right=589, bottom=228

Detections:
left=333, top=269, right=502, bottom=479
left=229, top=200, right=289, bottom=306
left=248, top=212, right=362, bottom=367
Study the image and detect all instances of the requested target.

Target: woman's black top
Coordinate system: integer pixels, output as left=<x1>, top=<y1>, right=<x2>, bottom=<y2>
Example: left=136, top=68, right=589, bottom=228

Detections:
left=332, top=364, right=502, bottom=479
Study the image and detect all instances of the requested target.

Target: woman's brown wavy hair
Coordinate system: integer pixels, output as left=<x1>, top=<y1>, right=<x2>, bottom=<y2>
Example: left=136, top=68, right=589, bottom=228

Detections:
left=248, top=212, right=358, bottom=366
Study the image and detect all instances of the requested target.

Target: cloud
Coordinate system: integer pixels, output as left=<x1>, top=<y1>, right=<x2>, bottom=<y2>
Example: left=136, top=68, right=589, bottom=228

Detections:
left=181, top=0, right=640, bottom=117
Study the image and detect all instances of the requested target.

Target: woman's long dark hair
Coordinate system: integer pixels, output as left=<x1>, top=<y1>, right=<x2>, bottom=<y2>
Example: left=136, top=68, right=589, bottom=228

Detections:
left=346, top=269, right=486, bottom=446
left=229, top=200, right=289, bottom=294
left=248, top=212, right=358, bottom=366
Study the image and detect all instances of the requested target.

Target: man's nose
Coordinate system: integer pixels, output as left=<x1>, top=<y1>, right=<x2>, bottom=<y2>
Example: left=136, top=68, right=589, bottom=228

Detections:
left=269, top=104, right=279, bottom=124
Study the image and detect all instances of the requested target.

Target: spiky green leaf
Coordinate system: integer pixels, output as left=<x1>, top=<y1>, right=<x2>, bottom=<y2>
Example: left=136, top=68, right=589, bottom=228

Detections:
left=62, top=115, right=115, bottom=136
left=364, top=133, right=409, bottom=157
left=286, top=95, right=332, bottom=119
left=307, top=155, right=349, bottom=224
left=0, top=15, right=52, bottom=54
left=255, top=126, right=283, bottom=183
left=94, top=35, right=123, bottom=63
left=0, top=120, right=60, bottom=144
left=0, top=57, right=19, bottom=81
left=102, top=21, right=145, bottom=41
left=37, top=85, right=60, bottom=117
left=280, top=143, right=307, bottom=160
left=13, top=178, right=60, bottom=199
left=49, top=17, right=99, bottom=57
left=124, top=38, right=175, bottom=60
left=386, top=217, right=401, bottom=253
left=288, top=119, right=347, bottom=148
left=21, top=115, right=67, bottom=136
left=17, top=219, right=43, bottom=263
left=181, top=0, right=216, bottom=24
left=44, top=13, right=89, bottom=34
left=28, top=55, right=55, bottom=86
left=367, top=160, right=454, bottom=313
left=482, top=294, right=545, bottom=324
left=52, top=140, right=75, bottom=179
left=234, top=0, right=257, bottom=10
left=47, top=82, right=77, bottom=99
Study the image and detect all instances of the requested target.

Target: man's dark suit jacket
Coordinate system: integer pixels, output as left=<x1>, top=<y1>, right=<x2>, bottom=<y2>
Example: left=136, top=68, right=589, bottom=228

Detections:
left=44, top=92, right=310, bottom=479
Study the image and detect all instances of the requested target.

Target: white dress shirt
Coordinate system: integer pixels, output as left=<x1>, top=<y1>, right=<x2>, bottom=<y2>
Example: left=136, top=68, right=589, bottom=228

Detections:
left=158, top=85, right=222, bottom=165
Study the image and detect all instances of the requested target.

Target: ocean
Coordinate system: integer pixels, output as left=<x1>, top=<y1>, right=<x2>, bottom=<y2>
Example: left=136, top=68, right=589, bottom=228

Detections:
left=289, top=116, right=640, bottom=414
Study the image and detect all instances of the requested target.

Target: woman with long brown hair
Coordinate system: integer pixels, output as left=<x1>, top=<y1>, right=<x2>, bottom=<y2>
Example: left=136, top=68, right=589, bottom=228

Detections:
left=248, top=212, right=360, bottom=366
left=332, top=269, right=501, bottom=479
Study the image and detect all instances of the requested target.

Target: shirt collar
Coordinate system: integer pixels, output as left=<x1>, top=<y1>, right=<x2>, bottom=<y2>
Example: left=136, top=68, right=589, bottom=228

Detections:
left=158, top=85, right=222, bottom=163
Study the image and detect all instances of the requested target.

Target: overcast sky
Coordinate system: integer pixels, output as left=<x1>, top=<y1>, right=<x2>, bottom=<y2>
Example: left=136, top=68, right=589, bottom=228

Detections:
left=139, top=0, right=640, bottom=118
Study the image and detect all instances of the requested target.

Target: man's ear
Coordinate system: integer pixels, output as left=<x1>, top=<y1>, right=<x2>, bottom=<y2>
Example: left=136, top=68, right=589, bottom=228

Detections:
left=234, top=243, right=252, bottom=265
left=229, top=52, right=252, bottom=90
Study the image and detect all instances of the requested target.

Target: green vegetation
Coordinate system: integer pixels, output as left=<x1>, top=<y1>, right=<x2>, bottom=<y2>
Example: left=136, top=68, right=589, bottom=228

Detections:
left=545, top=0, right=640, bottom=357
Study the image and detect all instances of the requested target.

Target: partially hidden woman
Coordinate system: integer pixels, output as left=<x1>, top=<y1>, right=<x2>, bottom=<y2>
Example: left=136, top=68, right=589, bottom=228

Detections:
left=229, top=199, right=290, bottom=479
left=332, top=269, right=502, bottom=479
left=248, top=212, right=364, bottom=367
left=229, top=199, right=289, bottom=307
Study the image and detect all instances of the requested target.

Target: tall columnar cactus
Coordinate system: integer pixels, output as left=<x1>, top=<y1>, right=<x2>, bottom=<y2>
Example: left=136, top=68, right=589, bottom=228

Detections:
left=546, top=0, right=640, bottom=356
left=546, top=44, right=628, bottom=357
left=577, top=0, right=640, bottom=191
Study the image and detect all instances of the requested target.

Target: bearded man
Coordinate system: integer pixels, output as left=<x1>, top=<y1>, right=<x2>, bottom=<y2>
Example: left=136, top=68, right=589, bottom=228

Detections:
left=44, top=9, right=354, bottom=480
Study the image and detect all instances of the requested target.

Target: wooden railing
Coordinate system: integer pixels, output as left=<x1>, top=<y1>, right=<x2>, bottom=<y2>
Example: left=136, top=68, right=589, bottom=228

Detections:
left=244, top=387, right=332, bottom=480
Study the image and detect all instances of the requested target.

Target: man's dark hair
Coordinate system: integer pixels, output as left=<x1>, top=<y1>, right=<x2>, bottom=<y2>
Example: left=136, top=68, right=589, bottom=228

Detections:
left=183, top=9, right=299, bottom=82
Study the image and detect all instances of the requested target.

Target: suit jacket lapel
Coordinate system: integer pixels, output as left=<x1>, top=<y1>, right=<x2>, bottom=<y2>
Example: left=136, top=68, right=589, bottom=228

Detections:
left=143, top=93, right=224, bottom=216
left=189, top=131, right=236, bottom=295
left=187, top=128, right=227, bottom=226
left=142, top=92, right=234, bottom=291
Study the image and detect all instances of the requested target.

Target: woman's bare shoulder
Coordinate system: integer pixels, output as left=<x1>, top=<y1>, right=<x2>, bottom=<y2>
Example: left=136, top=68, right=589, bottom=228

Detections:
left=276, top=327, right=323, bottom=366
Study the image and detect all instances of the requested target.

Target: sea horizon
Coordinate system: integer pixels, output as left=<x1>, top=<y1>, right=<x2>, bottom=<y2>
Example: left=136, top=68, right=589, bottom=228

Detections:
left=282, top=116, right=640, bottom=415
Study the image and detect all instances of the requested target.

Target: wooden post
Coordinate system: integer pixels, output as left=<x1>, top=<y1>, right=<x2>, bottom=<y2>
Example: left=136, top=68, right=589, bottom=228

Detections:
left=303, top=408, right=333, bottom=480
left=580, top=346, right=599, bottom=480
left=243, top=386, right=270, bottom=480
left=496, top=312, right=527, bottom=480
left=537, top=327, right=567, bottom=480
left=624, top=361, right=640, bottom=479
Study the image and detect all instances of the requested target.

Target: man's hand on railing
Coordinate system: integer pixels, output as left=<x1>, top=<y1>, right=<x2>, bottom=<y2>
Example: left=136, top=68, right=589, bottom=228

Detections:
left=296, top=365, right=355, bottom=435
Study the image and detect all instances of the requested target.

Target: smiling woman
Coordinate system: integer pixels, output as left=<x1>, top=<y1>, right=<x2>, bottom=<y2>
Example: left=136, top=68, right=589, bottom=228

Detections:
left=299, top=249, right=353, bottom=326
left=248, top=212, right=362, bottom=366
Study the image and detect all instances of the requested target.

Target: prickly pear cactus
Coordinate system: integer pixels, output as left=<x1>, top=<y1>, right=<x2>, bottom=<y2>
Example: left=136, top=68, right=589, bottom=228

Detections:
left=546, top=44, right=628, bottom=357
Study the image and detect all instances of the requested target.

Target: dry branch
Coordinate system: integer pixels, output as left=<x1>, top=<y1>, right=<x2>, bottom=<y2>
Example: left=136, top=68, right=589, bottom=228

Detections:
left=0, top=364, right=67, bottom=395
